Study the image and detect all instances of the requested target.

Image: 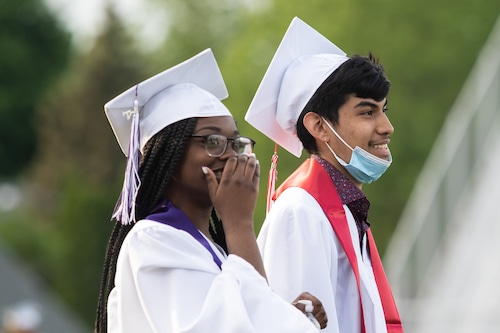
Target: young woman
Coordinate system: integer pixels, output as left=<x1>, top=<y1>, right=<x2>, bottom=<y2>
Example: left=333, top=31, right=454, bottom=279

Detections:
left=94, top=49, right=327, bottom=333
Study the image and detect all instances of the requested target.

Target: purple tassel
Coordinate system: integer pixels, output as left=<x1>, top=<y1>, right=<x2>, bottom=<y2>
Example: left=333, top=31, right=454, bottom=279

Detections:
left=112, top=86, right=141, bottom=225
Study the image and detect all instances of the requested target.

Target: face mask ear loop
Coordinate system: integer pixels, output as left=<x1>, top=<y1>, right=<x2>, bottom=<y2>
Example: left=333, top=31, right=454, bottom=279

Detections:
left=321, top=117, right=354, bottom=151
left=325, top=141, right=347, bottom=166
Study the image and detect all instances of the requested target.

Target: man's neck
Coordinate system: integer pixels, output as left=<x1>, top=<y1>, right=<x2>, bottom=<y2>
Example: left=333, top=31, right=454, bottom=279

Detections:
left=315, top=152, right=363, bottom=189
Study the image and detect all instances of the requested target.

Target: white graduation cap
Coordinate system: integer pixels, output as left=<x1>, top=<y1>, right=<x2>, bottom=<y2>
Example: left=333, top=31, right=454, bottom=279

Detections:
left=105, top=48, right=231, bottom=224
left=105, top=48, right=231, bottom=156
left=245, top=17, right=349, bottom=157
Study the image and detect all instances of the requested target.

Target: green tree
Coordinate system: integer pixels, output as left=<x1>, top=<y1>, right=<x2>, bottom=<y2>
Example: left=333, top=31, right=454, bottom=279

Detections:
left=0, top=0, right=70, bottom=177
left=3, top=0, right=499, bottom=325
left=19, top=7, right=146, bottom=325
left=219, top=0, right=500, bottom=253
left=147, top=0, right=249, bottom=73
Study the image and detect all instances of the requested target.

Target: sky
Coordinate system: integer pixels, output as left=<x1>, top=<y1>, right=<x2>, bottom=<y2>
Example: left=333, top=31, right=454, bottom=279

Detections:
left=43, top=0, right=169, bottom=50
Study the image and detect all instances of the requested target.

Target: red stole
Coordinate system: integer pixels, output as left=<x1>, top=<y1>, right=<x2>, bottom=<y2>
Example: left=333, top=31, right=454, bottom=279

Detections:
left=274, top=158, right=403, bottom=333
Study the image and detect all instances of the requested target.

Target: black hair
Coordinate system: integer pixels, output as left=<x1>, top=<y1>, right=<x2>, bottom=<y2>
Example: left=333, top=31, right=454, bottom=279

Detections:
left=296, top=53, right=391, bottom=154
left=94, top=117, right=227, bottom=332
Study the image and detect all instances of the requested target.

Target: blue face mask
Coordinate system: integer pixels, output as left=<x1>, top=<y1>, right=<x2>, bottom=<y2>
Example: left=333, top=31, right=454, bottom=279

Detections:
left=322, top=118, right=392, bottom=184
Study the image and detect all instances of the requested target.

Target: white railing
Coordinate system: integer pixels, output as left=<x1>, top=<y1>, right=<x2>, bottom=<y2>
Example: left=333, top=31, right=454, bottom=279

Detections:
left=384, top=13, right=500, bottom=329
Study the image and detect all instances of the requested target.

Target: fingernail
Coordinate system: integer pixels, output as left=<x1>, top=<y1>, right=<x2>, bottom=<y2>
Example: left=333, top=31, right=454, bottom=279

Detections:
left=201, top=166, right=208, bottom=174
left=249, top=153, right=256, bottom=158
left=297, top=300, right=314, bottom=313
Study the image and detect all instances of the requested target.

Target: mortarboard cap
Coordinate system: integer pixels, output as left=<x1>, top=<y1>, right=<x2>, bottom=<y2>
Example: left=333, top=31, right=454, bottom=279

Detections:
left=104, top=48, right=231, bottom=224
left=105, top=48, right=231, bottom=156
left=245, top=17, right=349, bottom=157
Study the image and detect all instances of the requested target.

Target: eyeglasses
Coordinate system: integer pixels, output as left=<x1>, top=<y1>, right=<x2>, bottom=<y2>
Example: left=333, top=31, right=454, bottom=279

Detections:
left=190, top=134, right=256, bottom=157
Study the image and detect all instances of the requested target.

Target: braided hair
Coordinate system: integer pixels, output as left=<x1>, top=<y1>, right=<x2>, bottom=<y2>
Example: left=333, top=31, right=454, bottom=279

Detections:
left=94, top=117, right=227, bottom=332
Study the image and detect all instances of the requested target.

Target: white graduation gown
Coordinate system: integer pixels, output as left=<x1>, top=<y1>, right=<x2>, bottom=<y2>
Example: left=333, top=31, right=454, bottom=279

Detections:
left=258, top=187, right=387, bottom=333
left=107, top=219, right=318, bottom=333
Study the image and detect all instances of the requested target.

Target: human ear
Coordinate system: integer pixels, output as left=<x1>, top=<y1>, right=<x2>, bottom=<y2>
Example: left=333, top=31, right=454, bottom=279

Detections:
left=303, top=112, right=330, bottom=143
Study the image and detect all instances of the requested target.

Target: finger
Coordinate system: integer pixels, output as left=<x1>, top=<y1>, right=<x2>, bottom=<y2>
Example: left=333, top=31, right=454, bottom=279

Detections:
left=233, top=153, right=249, bottom=177
left=202, top=166, right=218, bottom=200
left=219, top=156, right=238, bottom=184
left=318, top=313, right=328, bottom=329
left=291, top=301, right=307, bottom=313
left=315, top=310, right=328, bottom=329
left=310, top=301, right=327, bottom=329
left=291, top=292, right=310, bottom=305
left=295, top=300, right=321, bottom=330
left=244, top=153, right=257, bottom=177
left=253, top=159, right=260, bottom=183
left=314, top=304, right=324, bottom=316
left=307, top=303, right=327, bottom=328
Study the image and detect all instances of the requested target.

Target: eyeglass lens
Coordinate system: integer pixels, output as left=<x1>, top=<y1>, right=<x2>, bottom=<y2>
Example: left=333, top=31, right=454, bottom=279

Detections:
left=205, top=134, right=253, bottom=157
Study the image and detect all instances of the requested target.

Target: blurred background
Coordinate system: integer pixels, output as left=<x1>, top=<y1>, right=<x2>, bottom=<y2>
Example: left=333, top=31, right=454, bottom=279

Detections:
left=0, top=0, right=499, bottom=332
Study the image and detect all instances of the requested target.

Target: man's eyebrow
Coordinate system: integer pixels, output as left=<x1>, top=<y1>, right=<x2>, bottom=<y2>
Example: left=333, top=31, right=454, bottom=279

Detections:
left=354, top=101, right=378, bottom=108
left=354, top=100, right=388, bottom=109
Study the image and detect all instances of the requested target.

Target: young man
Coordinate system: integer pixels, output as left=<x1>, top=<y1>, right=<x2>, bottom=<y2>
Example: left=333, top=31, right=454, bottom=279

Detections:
left=245, top=17, right=404, bottom=333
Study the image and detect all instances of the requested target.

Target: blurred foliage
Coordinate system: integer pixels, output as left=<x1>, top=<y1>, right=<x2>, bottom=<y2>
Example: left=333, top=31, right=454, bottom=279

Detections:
left=27, top=7, right=145, bottom=324
left=144, top=0, right=251, bottom=77
left=0, top=177, right=115, bottom=324
left=1, top=6, right=146, bottom=325
left=0, top=0, right=71, bottom=177
left=29, top=8, right=144, bottom=192
left=0, top=0, right=499, bottom=328
left=219, top=0, right=500, bottom=249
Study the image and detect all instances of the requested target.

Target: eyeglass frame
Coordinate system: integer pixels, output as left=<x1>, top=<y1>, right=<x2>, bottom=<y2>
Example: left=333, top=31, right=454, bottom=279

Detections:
left=190, top=134, right=256, bottom=157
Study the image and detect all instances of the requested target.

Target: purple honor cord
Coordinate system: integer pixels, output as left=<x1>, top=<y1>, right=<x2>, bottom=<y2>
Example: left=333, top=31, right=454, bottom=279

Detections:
left=146, top=200, right=223, bottom=269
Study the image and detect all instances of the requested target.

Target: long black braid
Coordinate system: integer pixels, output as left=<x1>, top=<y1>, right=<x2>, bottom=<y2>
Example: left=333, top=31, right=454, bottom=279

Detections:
left=95, top=117, right=230, bottom=332
left=95, top=117, right=232, bottom=332
left=210, top=209, right=227, bottom=252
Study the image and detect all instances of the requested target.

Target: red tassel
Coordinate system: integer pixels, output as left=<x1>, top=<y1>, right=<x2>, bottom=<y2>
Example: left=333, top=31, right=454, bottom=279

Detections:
left=266, top=143, right=279, bottom=214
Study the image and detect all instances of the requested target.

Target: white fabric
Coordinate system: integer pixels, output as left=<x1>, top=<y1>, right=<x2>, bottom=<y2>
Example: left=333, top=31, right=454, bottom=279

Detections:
left=138, top=83, right=231, bottom=154
left=245, top=17, right=347, bottom=157
left=276, top=54, right=348, bottom=142
left=105, top=48, right=232, bottom=225
left=108, top=219, right=318, bottom=333
left=257, top=187, right=388, bottom=333
left=105, top=48, right=230, bottom=156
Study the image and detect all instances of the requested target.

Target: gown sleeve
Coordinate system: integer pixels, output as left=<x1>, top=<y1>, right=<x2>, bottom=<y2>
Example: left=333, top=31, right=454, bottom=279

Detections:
left=257, top=187, right=342, bottom=333
left=108, top=220, right=318, bottom=333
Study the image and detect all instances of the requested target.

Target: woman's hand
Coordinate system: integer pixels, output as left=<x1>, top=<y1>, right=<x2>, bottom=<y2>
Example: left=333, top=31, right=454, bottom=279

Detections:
left=204, top=153, right=260, bottom=226
left=292, top=292, right=328, bottom=330
left=203, top=153, right=266, bottom=278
